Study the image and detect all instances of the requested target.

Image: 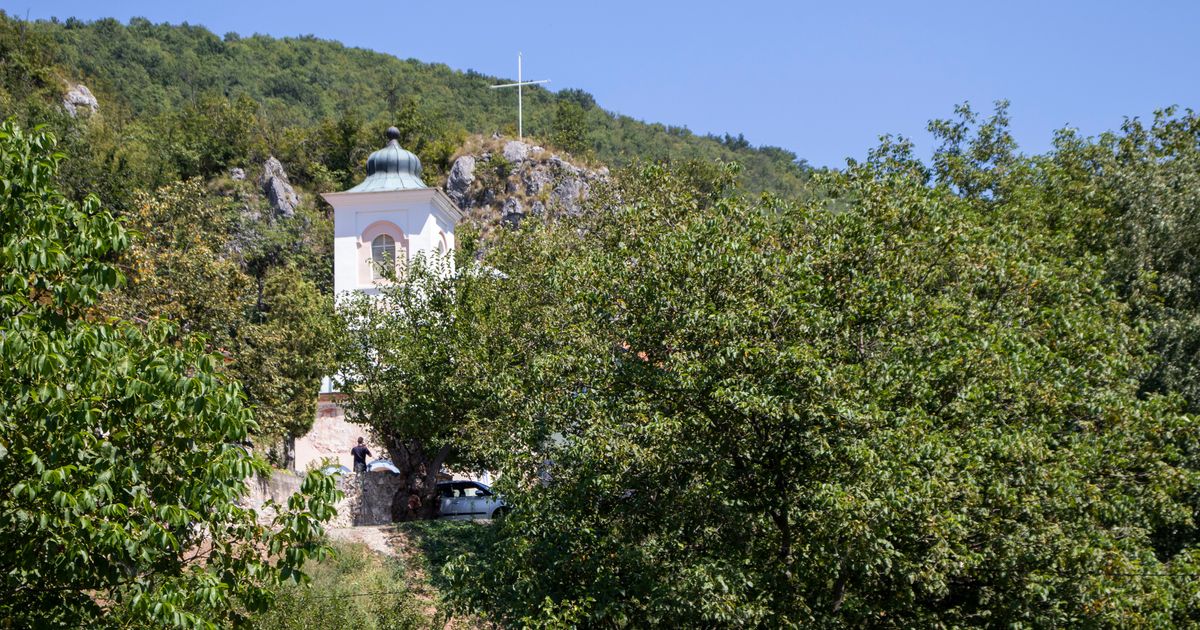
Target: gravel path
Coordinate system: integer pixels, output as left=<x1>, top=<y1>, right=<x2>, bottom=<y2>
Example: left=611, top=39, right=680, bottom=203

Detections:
left=326, top=525, right=403, bottom=558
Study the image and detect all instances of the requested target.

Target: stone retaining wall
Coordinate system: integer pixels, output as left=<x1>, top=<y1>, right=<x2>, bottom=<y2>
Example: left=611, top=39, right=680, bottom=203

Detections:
left=245, top=469, right=400, bottom=527
left=352, top=472, right=405, bottom=525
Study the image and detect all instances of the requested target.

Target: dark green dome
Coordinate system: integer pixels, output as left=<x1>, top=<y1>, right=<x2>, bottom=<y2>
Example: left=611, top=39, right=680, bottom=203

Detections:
left=348, top=127, right=427, bottom=192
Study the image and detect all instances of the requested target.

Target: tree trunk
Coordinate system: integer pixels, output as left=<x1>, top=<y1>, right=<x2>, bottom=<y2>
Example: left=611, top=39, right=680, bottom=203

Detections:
left=385, top=438, right=450, bottom=521
left=282, top=434, right=296, bottom=471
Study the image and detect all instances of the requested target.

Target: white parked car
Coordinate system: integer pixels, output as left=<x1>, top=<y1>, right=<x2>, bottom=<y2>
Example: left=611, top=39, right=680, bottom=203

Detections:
left=319, top=464, right=352, bottom=477
left=437, top=480, right=509, bottom=520
left=366, top=459, right=400, bottom=474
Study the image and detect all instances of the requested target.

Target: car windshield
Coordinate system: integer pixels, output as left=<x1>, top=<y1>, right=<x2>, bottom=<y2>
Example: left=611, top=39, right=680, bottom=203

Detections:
left=438, top=482, right=492, bottom=498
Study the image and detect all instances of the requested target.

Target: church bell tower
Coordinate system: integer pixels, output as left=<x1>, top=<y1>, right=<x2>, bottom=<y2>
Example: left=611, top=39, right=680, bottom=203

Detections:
left=322, top=126, right=462, bottom=296
left=296, top=128, right=462, bottom=472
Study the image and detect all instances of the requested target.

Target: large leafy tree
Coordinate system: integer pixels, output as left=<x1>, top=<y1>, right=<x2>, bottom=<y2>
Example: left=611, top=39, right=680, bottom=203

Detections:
left=335, top=252, right=495, bottom=521
left=929, top=102, right=1200, bottom=417
left=437, top=150, right=1200, bottom=626
left=102, top=178, right=337, bottom=463
left=1047, top=108, right=1200, bottom=414
left=239, top=265, right=338, bottom=462
left=0, top=122, right=338, bottom=628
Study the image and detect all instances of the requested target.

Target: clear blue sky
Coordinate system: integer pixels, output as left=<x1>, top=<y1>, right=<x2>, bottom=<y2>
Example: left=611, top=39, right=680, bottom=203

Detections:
left=6, top=0, right=1199, bottom=167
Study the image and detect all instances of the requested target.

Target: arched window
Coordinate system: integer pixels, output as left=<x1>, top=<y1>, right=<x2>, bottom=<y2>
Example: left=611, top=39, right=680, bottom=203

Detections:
left=371, top=234, right=397, bottom=279
left=359, top=221, right=406, bottom=286
left=437, top=232, right=448, bottom=257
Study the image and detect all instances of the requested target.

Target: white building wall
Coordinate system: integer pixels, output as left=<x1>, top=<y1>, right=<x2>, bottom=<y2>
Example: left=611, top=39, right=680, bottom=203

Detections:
left=298, top=187, right=461, bottom=473
left=329, top=189, right=459, bottom=296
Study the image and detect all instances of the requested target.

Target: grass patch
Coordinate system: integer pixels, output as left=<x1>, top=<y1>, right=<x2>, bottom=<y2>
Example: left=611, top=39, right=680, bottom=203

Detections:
left=394, top=520, right=494, bottom=596
left=246, top=540, right=425, bottom=630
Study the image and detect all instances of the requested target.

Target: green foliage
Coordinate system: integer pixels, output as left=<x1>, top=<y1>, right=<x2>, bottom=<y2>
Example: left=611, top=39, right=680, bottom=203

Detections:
left=1043, top=108, right=1200, bottom=414
left=421, top=147, right=1200, bottom=625
left=102, top=178, right=337, bottom=453
left=106, top=178, right=250, bottom=340
left=0, top=13, right=63, bottom=127
left=336, top=253, right=491, bottom=520
left=928, top=100, right=1020, bottom=200
left=551, top=99, right=590, bottom=156
left=161, top=92, right=266, bottom=180
left=240, top=266, right=338, bottom=440
left=390, top=96, right=466, bottom=185
left=247, top=541, right=425, bottom=630
left=0, top=121, right=340, bottom=628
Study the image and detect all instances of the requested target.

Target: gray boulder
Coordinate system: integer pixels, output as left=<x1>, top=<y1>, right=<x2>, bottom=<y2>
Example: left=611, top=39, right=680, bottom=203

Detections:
left=229, top=167, right=246, bottom=181
left=552, top=177, right=588, bottom=215
left=502, top=196, right=523, bottom=217
left=501, top=197, right=525, bottom=227
left=522, top=166, right=553, bottom=197
left=259, top=157, right=300, bottom=219
left=502, top=140, right=530, bottom=164
left=446, top=155, right=476, bottom=208
left=62, top=84, right=98, bottom=117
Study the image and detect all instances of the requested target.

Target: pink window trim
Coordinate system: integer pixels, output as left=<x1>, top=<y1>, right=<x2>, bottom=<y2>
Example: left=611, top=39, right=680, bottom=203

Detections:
left=358, top=220, right=408, bottom=285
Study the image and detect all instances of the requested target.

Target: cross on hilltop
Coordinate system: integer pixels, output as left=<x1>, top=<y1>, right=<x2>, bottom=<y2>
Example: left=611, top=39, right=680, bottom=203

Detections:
left=490, top=53, right=550, bottom=140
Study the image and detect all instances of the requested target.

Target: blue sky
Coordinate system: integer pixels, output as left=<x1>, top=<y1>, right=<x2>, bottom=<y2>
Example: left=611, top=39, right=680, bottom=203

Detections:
left=7, top=0, right=1199, bottom=167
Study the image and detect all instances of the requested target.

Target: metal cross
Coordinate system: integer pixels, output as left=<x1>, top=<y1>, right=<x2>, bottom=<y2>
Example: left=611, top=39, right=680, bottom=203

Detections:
left=490, top=52, right=550, bottom=140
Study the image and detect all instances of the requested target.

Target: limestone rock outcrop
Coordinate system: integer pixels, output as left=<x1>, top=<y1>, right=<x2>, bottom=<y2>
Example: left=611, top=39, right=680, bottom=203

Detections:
left=445, top=154, right=475, bottom=208
left=259, top=156, right=300, bottom=219
left=502, top=197, right=524, bottom=224
left=443, top=138, right=606, bottom=235
left=62, top=83, right=98, bottom=117
left=502, top=140, right=529, bottom=164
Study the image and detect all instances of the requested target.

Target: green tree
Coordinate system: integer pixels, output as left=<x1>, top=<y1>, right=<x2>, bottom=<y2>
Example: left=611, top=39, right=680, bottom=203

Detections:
left=440, top=155, right=1200, bottom=626
left=0, top=122, right=339, bottom=628
left=239, top=265, right=338, bottom=464
left=159, top=93, right=265, bottom=181
left=103, top=178, right=337, bottom=462
left=336, top=253, right=493, bottom=521
left=551, top=99, right=590, bottom=156
left=390, top=97, right=466, bottom=185
left=1044, top=107, right=1200, bottom=415
left=104, top=178, right=251, bottom=344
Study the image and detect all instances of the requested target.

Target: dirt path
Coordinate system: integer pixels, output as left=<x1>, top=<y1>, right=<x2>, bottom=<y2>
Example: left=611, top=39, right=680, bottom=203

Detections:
left=327, top=525, right=402, bottom=558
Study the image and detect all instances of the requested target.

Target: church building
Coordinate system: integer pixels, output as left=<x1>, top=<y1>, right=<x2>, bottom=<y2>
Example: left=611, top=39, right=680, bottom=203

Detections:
left=293, top=127, right=463, bottom=472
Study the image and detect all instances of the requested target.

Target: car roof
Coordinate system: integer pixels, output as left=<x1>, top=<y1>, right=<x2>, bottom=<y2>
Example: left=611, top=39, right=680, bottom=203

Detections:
left=437, top=480, right=487, bottom=488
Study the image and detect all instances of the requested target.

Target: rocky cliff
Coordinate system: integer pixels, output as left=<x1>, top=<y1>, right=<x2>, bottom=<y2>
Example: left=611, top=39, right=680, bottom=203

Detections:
left=443, top=138, right=608, bottom=235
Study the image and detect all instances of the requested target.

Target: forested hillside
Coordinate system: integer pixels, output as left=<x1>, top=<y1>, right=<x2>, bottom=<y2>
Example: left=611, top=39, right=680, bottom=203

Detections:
left=7, top=13, right=812, bottom=197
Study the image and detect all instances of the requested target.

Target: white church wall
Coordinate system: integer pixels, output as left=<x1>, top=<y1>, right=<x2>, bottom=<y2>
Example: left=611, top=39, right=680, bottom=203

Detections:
left=329, top=189, right=460, bottom=296
left=293, top=396, right=384, bottom=472
left=306, top=139, right=463, bottom=484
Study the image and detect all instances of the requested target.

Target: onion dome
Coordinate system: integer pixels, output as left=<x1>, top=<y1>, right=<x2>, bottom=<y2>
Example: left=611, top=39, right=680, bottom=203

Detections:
left=347, top=126, right=427, bottom=191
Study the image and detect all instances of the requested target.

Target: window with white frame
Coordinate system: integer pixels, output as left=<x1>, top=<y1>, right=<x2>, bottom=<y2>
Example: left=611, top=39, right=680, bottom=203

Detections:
left=371, top=234, right=397, bottom=279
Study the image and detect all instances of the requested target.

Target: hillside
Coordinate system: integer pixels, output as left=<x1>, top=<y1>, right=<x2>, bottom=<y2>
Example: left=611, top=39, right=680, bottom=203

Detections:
left=11, top=14, right=812, bottom=197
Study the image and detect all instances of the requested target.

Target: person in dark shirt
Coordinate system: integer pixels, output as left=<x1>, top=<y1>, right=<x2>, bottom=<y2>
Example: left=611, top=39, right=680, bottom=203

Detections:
left=351, top=437, right=371, bottom=473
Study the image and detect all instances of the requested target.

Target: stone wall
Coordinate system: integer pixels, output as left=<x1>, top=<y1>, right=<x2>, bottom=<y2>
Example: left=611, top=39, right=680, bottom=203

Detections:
left=244, top=468, right=402, bottom=527
left=246, top=469, right=306, bottom=507
left=351, top=472, right=406, bottom=526
left=294, top=394, right=384, bottom=472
